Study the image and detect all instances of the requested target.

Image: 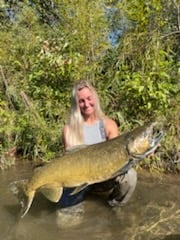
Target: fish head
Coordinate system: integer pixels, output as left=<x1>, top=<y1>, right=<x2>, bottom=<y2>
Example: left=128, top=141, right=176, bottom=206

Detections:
left=126, top=122, right=164, bottom=156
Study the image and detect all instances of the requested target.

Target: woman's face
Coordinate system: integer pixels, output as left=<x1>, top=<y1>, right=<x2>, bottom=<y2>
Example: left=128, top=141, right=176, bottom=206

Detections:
left=77, top=87, right=96, bottom=117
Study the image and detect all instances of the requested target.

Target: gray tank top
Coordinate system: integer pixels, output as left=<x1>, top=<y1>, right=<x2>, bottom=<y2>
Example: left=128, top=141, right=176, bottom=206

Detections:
left=83, top=119, right=107, bottom=145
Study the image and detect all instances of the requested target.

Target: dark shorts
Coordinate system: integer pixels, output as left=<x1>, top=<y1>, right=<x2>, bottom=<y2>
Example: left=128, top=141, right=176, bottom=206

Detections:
left=57, top=186, right=91, bottom=208
left=57, top=180, right=114, bottom=208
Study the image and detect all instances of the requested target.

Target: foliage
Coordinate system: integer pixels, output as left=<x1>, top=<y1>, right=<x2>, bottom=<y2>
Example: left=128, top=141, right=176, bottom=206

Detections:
left=0, top=0, right=179, bottom=172
left=95, top=0, right=180, bottom=172
left=97, top=0, right=179, bottom=119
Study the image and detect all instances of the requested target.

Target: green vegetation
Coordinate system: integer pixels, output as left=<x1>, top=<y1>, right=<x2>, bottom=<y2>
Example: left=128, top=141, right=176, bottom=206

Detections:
left=0, top=0, right=179, bottom=172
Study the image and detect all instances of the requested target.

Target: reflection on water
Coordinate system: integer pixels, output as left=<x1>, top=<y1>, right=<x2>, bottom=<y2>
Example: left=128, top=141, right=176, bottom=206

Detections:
left=0, top=162, right=180, bottom=240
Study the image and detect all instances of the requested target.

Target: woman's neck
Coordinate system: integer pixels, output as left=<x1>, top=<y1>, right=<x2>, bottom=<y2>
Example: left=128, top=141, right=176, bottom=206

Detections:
left=83, top=114, right=98, bottom=125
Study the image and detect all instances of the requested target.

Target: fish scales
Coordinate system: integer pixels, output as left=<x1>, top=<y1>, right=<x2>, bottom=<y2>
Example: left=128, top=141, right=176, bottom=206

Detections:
left=29, top=140, right=128, bottom=189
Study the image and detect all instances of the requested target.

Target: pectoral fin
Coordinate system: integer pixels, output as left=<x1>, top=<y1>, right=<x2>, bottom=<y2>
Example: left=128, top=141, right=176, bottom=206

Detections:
left=40, top=185, right=63, bottom=202
left=111, top=160, right=135, bottom=178
left=70, top=183, right=89, bottom=195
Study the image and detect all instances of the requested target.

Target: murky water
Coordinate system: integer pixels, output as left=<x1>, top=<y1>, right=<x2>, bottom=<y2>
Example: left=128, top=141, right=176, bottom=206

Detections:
left=1, top=162, right=179, bottom=240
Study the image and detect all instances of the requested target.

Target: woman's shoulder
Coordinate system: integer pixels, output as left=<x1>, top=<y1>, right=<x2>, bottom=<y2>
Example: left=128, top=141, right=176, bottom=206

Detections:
left=103, top=117, right=119, bottom=139
left=103, top=117, right=117, bottom=127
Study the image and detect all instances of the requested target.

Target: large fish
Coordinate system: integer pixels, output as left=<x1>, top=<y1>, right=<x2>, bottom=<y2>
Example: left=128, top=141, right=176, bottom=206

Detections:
left=9, top=122, right=164, bottom=218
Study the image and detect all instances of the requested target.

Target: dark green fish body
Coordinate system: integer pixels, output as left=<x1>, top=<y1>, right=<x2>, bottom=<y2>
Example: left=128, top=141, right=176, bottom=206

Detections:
left=9, top=122, right=164, bottom=218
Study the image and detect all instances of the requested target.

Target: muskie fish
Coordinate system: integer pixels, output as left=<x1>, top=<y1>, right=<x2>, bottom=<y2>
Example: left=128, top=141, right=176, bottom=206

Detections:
left=9, top=122, right=164, bottom=218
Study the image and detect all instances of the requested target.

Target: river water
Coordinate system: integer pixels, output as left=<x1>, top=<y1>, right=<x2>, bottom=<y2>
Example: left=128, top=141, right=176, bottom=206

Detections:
left=0, top=162, right=179, bottom=240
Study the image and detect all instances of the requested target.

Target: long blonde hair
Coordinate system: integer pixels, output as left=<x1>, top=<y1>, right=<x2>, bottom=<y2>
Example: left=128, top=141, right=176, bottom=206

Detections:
left=65, top=80, right=105, bottom=147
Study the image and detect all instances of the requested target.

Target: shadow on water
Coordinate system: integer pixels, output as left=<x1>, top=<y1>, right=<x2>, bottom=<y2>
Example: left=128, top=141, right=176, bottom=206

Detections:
left=0, top=162, right=180, bottom=240
left=154, top=235, right=180, bottom=240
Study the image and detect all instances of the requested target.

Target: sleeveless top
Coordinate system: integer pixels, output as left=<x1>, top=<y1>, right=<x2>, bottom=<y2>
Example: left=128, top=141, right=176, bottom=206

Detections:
left=83, top=119, right=107, bottom=145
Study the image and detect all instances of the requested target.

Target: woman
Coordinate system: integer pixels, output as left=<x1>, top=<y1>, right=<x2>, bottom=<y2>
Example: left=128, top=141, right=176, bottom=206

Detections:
left=58, top=80, right=137, bottom=208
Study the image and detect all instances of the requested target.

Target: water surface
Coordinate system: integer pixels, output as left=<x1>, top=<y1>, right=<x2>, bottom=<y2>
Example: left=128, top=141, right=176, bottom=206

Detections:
left=1, top=162, right=179, bottom=240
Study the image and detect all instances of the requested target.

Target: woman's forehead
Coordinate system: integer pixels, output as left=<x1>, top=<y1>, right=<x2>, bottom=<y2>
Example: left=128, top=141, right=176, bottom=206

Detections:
left=77, top=87, right=93, bottom=98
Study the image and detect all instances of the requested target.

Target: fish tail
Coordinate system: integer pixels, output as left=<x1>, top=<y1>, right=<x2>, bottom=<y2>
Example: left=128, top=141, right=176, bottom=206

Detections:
left=9, top=180, right=34, bottom=218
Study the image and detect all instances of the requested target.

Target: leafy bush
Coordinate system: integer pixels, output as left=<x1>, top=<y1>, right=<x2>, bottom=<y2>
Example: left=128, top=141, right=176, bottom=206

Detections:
left=0, top=0, right=179, bottom=173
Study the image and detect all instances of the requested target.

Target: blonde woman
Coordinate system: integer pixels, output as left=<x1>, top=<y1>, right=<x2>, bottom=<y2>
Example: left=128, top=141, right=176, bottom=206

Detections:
left=58, top=80, right=137, bottom=208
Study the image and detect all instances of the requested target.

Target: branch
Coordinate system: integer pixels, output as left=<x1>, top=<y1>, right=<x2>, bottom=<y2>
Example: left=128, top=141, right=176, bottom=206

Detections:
left=0, top=65, right=14, bottom=109
left=173, top=0, right=180, bottom=31
left=161, top=30, right=180, bottom=39
left=20, top=91, right=31, bottom=109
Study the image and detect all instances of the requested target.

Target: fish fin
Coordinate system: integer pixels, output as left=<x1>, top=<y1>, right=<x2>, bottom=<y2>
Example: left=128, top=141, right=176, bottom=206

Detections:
left=111, top=157, right=143, bottom=179
left=111, top=160, right=135, bottom=178
left=40, top=185, right=63, bottom=202
left=9, top=180, right=34, bottom=218
left=70, top=183, right=89, bottom=195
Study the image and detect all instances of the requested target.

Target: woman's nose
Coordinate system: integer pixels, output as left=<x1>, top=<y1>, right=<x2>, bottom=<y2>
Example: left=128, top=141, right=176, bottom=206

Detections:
left=84, top=100, right=89, bottom=107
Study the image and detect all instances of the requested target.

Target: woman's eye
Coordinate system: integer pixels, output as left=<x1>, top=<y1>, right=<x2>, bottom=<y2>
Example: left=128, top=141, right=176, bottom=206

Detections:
left=79, top=99, right=84, bottom=104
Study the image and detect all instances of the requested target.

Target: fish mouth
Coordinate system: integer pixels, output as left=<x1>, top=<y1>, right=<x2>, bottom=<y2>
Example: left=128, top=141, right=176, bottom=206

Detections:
left=116, top=128, right=164, bottom=177
left=126, top=121, right=164, bottom=160
left=130, top=130, right=164, bottom=160
left=150, top=130, right=164, bottom=147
